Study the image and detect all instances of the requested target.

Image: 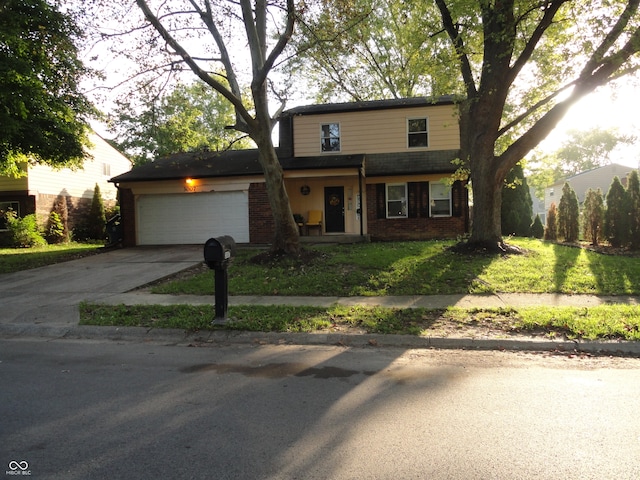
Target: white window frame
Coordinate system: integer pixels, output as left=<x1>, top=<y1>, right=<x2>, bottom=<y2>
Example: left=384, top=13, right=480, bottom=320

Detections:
left=102, top=162, right=111, bottom=176
left=407, top=117, right=429, bottom=149
left=386, top=183, right=408, bottom=218
left=429, top=182, right=452, bottom=217
left=320, top=122, right=341, bottom=153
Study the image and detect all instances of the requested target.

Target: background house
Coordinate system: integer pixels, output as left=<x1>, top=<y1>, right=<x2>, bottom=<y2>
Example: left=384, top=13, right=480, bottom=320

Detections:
left=530, top=187, right=546, bottom=225
left=111, top=96, right=469, bottom=246
left=0, top=132, right=131, bottom=236
left=544, top=163, right=637, bottom=211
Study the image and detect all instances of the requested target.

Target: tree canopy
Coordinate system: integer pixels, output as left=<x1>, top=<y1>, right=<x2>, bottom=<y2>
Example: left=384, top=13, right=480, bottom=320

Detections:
left=295, top=0, right=640, bottom=251
left=111, top=81, right=253, bottom=165
left=0, top=0, right=94, bottom=175
left=527, top=127, right=637, bottom=196
left=87, top=0, right=301, bottom=253
left=292, top=0, right=461, bottom=102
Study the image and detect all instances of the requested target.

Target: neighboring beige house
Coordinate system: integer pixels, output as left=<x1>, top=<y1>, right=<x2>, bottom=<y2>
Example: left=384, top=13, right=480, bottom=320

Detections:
left=111, top=96, right=470, bottom=246
left=530, top=187, right=546, bottom=225
left=544, top=163, right=638, bottom=212
left=0, top=132, right=131, bottom=235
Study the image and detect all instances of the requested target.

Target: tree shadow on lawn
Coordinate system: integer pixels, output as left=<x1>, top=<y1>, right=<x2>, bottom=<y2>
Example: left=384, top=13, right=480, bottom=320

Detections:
left=372, top=243, right=498, bottom=295
left=584, top=246, right=640, bottom=295
left=552, top=243, right=581, bottom=293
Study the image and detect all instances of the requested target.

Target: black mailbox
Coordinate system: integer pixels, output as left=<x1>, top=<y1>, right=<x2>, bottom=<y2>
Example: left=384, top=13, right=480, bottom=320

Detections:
left=204, top=235, right=236, bottom=269
left=203, top=235, right=236, bottom=321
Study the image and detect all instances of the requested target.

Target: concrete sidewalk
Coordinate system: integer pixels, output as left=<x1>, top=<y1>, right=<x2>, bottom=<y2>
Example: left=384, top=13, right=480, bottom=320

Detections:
left=96, top=291, right=640, bottom=309
left=5, top=290, right=638, bottom=356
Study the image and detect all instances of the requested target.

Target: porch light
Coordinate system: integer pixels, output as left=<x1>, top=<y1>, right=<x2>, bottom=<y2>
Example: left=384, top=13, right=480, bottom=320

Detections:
left=185, top=178, right=194, bottom=185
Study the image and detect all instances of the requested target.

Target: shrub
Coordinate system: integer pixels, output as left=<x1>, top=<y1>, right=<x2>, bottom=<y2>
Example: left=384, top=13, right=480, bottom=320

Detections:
left=86, top=184, right=106, bottom=241
left=583, top=188, right=604, bottom=246
left=501, top=163, right=533, bottom=236
left=604, top=176, right=629, bottom=247
left=531, top=214, right=544, bottom=239
left=48, top=195, right=69, bottom=243
left=46, top=211, right=66, bottom=244
left=558, top=182, right=580, bottom=242
left=628, top=170, right=640, bottom=250
left=5, top=212, right=46, bottom=247
left=544, top=203, right=558, bottom=241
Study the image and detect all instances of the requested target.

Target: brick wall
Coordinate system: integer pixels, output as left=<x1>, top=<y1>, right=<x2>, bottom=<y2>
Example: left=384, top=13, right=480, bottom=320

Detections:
left=366, top=184, right=468, bottom=241
left=248, top=183, right=274, bottom=244
left=35, top=193, right=95, bottom=232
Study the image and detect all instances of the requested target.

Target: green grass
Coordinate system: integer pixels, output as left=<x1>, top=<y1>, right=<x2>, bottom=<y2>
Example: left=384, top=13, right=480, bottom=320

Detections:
left=153, top=238, right=640, bottom=296
left=0, top=243, right=103, bottom=273
left=79, top=303, right=640, bottom=341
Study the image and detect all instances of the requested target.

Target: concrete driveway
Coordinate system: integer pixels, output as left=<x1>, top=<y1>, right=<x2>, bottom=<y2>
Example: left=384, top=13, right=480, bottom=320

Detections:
left=0, top=246, right=202, bottom=329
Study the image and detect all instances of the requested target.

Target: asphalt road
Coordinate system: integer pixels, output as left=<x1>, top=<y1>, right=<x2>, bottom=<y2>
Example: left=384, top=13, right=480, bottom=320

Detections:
left=2, top=339, right=639, bottom=480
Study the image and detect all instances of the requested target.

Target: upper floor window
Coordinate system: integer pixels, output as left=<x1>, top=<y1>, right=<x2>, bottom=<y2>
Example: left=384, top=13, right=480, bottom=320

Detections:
left=430, top=182, right=452, bottom=216
left=321, top=123, right=340, bottom=152
left=102, top=162, right=111, bottom=176
left=386, top=183, right=407, bottom=218
left=408, top=118, right=428, bottom=148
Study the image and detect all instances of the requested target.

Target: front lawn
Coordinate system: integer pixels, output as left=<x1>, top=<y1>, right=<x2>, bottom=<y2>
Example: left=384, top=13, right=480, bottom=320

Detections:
left=81, top=238, right=640, bottom=341
left=152, top=238, right=640, bottom=296
left=0, top=243, right=104, bottom=274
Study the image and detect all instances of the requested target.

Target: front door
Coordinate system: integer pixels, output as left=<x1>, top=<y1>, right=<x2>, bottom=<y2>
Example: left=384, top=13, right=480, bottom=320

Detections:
left=324, top=186, right=345, bottom=233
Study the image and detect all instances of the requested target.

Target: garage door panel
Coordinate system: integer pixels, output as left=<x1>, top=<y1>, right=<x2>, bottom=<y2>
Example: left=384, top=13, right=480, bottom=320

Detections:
left=137, top=192, right=249, bottom=245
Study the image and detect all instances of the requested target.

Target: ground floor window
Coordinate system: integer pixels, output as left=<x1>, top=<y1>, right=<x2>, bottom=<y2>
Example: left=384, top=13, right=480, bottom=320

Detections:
left=0, top=201, right=19, bottom=230
left=430, top=182, right=452, bottom=216
left=386, top=183, right=407, bottom=218
left=375, top=180, right=462, bottom=220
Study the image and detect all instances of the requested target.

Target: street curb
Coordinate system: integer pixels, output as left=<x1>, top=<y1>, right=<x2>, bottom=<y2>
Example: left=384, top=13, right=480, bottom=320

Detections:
left=2, top=323, right=640, bottom=356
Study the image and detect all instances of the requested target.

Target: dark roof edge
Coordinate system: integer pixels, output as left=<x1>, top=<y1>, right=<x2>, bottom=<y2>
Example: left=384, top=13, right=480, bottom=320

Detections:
left=282, top=95, right=458, bottom=117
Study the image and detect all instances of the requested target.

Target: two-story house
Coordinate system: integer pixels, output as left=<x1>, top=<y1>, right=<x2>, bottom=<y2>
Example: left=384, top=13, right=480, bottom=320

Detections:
left=110, top=96, right=469, bottom=246
left=0, top=132, right=132, bottom=235
left=544, top=163, right=638, bottom=212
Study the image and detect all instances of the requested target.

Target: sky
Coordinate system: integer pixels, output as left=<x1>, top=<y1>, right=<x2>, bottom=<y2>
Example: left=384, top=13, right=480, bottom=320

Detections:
left=535, top=82, right=640, bottom=168
left=83, top=6, right=640, bottom=170
left=91, top=77, right=640, bottom=171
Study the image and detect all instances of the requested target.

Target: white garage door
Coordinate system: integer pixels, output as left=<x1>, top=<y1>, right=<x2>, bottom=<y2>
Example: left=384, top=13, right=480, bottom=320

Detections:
left=136, top=191, right=249, bottom=245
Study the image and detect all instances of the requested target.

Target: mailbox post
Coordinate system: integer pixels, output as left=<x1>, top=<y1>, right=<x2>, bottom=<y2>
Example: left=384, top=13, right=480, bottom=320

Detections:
left=203, top=235, right=236, bottom=321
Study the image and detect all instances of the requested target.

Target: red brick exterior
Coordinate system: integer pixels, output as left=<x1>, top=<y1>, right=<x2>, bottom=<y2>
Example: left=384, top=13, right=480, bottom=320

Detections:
left=366, top=183, right=469, bottom=241
left=35, top=193, right=93, bottom=232
left=248, top=182, right=274, bottom=244
left=117, top=181, right=468, bottom=246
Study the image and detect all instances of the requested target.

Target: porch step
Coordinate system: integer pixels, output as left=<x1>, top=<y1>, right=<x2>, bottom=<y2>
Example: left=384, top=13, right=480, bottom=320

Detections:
left=299, top=234, right=370, bottom=244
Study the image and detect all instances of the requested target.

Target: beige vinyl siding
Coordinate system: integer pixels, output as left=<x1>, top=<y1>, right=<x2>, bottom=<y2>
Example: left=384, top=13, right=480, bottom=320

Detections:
left=544, top=164, right=636, bottom=212
left=120, top=177, right=262, bottom=195
left=0, top=173, right=27, bottom=191
left=293, top=104, right=459, bottom=157
left=26, top=133, right=131, bottom=201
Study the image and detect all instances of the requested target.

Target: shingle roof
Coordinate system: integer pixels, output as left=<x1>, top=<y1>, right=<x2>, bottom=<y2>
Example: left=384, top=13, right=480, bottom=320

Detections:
left=282, top=95, right=457, bottom=117
left=366, top=150, right=460, bottom=176
left=109, top=150, right=366, bottom=183
left=109, top=149, right=263, bottom=183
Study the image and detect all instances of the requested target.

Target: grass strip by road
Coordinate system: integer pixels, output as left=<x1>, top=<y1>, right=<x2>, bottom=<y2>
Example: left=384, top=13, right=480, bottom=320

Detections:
left=80, top=303, right=640, bottom=341
left=151, top=238, right=640, bottom=296
left=0, top=243, right=103, bottom=274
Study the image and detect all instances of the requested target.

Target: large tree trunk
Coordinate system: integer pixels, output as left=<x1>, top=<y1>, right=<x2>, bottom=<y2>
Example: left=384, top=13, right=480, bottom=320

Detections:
left=468, top=156, right=504, bottom=248
left=460, top=99, right=518, bottom=253
left=254, top=133, right=300, bottom=254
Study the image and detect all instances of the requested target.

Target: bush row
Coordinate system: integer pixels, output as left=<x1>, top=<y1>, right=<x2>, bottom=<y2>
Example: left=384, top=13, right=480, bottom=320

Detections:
left=1, top=184, right=114, bottom=248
